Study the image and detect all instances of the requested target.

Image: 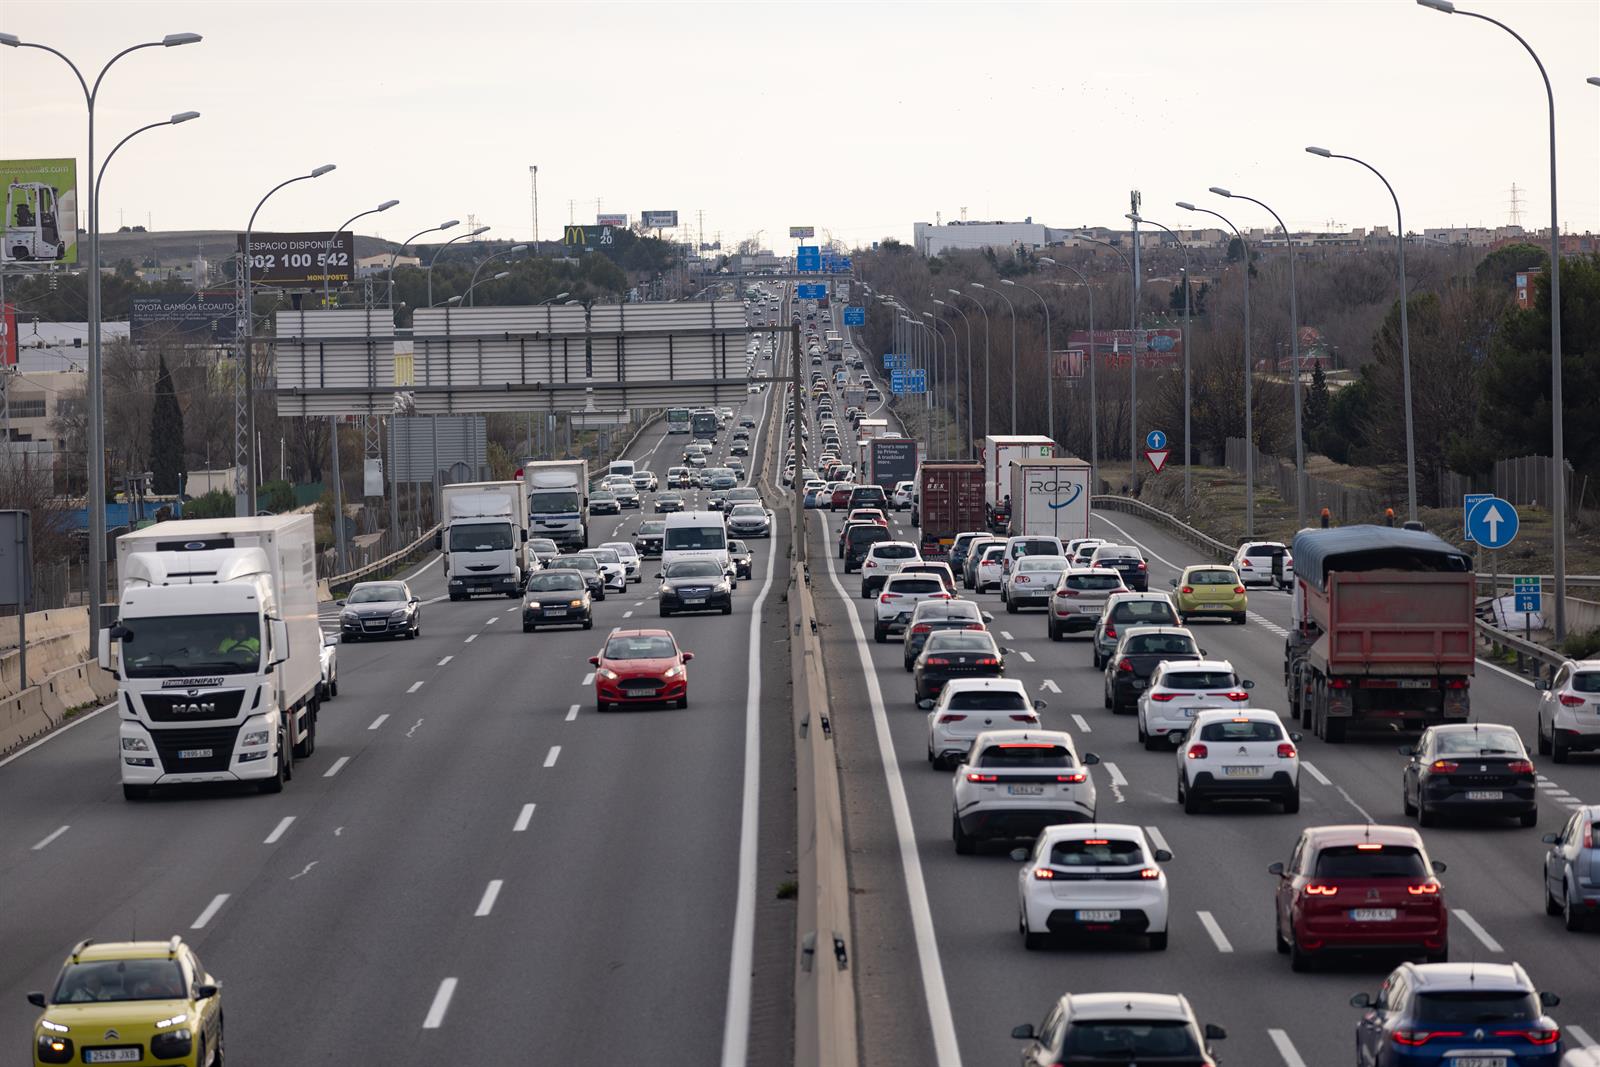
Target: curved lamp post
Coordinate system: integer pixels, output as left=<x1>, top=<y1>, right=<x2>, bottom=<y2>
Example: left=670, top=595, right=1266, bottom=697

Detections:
left=1040, top=256, right=1097, bottom=489
left=386, top=220, right=458, bottom=309
left=1001, top=277, right=1054, bottom=441
left=468, top=245, right=527, bottom=306
left=1075, top=233, right=1138, bottom=488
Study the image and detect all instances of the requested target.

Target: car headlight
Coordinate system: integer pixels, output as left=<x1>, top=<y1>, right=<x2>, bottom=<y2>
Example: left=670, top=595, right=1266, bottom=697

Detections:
left=569, top=599, right=585, bottom=608
left=525, top=599, right=541, bottom=609
left=241, top=730, right=270, bottom=747
left=663, top=665, right=682, bottom=678
left=389, top=609, right=409, bottom=622
left=121, top=736, right=151, bottom=752
left=39, top=1020, right=68, bottom=1034
left=715, top=582, right=731, bottom=593
left=596, top=668, right=618, bottom=681
left=154, top=1014, right=189, bottom=1030
left=340, top=612, right=357, bottom=622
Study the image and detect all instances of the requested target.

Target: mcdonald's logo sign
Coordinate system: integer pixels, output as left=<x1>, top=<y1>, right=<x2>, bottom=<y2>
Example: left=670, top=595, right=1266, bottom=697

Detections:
left=564, top=224, right=588, bottom=249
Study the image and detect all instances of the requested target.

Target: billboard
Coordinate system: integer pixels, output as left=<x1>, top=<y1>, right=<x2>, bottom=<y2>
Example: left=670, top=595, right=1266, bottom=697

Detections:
left=596, top=212, right=628, bottom=228
left=1052, top=349, right=1086, bottom=381
left=2, top=158, right=79, bottom=265
left=130, top=295, right=237, bottom=343
left=640, top=210, right=678, bottom=229
left=1, top=302, right=15, bottom=366
left=789, top=225, right=815, bottom=239
left=563, top=224, right=621, bottom=253
left=1067, top=328, right=1183, bottom=368
left=239, top=231, right=353, bottom=285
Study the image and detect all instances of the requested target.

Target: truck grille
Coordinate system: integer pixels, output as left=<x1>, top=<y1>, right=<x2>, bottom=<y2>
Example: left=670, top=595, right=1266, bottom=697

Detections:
left=143, top=689, right=246, bottom=723
left=152, top=724, right=243, bottom=773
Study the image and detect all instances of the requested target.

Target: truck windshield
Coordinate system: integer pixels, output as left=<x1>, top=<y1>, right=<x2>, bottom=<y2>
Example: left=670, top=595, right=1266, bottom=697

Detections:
left=120, top=612, right=261, bottom=677
left=530, top=491, right=580, bottom=513
left=665, top=527, right=726, bottom=551
left=449, top=525, right=514, bottom=552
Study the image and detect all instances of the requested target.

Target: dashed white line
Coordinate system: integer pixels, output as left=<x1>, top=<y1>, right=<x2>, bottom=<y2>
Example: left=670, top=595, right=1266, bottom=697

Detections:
left=623, top=610, right=634, bottom=618
left=190, top=893, right=229, bottom=930
left=437, top=656, right=453, bottom=666
left=486, top=616, right=499, bottom=625
left=581, top=671, right=595, bottom=686
left=543, top=745, right=561, bottom=768
left=999, top=630, right=1014, bottom=641
left=506, top=605, right=517, bottom=612
left=31, top=825, right=69, bottom=851
left=1104, top=762, right=1128, bottom=788
left=407, top=681, right=424, bottom=694
left=1040, top=679, right=1061, bottom=694
left=264, top=816, right=296, bottom=844
left=421, top=977, right=458, bottom=1029
left=323, top=756, right=350, bottom=778
left=1451, top=909, right=1503, bottom=953
left=1071, top=714, right=1092, bottom=733
left=1018, top=650, right=1036, bottom=663
left=463, top=634, right=477, bottom=644
left=1144, top=825, right=1172, bottom=856
left=474, top=879, right=504, bottom=917
left=1267, top=1028, right=1308, bottom=1067
left=1300, top=760, right=1332, bottom=786
left=565, top=704, right=580, bottom=722
left=368, top=713, right=389, bottom=730
left=1196, top=910, right=1234, bottom=953
left=1569, top=1024, right=1597, bottom=1049
left=513, top=803, right=536, bottom=832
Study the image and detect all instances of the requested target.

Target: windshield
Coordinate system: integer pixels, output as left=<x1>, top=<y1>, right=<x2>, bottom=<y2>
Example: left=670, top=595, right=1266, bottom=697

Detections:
left=1018, top=557, right=1069, bottom=572
left=1113, top=601, right=1177, bottom=623
left=349, top=585, right=404, bottom=603
left=528, top=574, right=583, bottom=592
left=1061, top=1021, right=1201, bottom=1058
left=1314, top=845, right=1428, bottom=878
left=731, top=505, right=765, bottom=516
left=120, top=613, right=261, bottom=677
left=665, top=527, right=727, bottom=551
left=449, top=525, right=513, bottom=552
left=601, top=543, right=636, bottom=557
left=603, top=635, right=678, bottom=660
left=1126, top=635, right=1197, bottom=655
left=1198, top=720, right=1281, bottom=742
left=530, top=539, right=558, bottom=553
left=888, top=578, right=943, bottom=595
left=978, top=744, right=1072, bottom=768
left=1413, top=991, right=1539, bottom=1025
left=551, top=558, right=597, bottom=573
left=52, top=960, right=187, bottom=1004
left=874, top=545, right=917, bottom=560
left=849, top=527, right=889, bottom=544
left=586, top=549, right=620, bottom=564
left=946, top=691, right=1028, bottom=712
left=667, top=561, right=723, bottom=578
left=532, top=490, right=581, bottom=513
left=1188, top=569, right=1238, bottom=585
left=639, top=522, right=665, bottom=534
left=1069, top=573, right=1125, bottom=590
left=1013, top=540, right=1061, bottom=557
left=925, top=633, right=995, bottom=653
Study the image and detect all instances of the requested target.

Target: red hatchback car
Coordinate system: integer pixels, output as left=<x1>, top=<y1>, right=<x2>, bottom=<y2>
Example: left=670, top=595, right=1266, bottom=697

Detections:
left=590, top=629, right=694, bottom=711
left=1270, top=824, right=1448, bottom=971
left=829, top=485, right=855, bottom=510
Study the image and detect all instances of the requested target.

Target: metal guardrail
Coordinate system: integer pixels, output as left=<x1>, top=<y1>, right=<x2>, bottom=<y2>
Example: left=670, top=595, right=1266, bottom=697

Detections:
left=1091, top=495, right=1233, bottom=559
left=325, top=524, right=441, bottom=595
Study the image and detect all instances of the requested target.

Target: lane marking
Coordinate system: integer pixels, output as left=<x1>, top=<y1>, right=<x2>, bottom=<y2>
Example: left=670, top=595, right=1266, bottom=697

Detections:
left=31, top=825, right=69, bottom=851
left=421, top=977, right=457, bottom=1029
left=463, top=634, right=477, bottom=644
left=263, top=816, right=295, bottom=844
left=1040, top=679, right=1061, bottom=694
left=513, top=803, right=536, bottom=832
left=0, top=700, right=114, bottom=769
left=565, top=704, right=580, bottom=722
left=487, top=616, right=499, bottom=625
left=289, top=861, right=318, bottom=881
left=1335, top=783, right=1374, bottom=822
left=1569, top=1024, right=1597, bottom=1049
left=623, top=610, right=633, bottom=618
left=1268, top=1029, right=1308, bottom=1067
left=1071, top=714, right=1092, bottom=734
left=407, top=681, right=424, bottom=694
left=1300, top=760, right=1332, bottom=786
left=323, top=756, right=350, bottom=778
left=1451, top=908, right=1503, bottom=953
left=437, top=656, right=453, bottom=666
left=582, top=671, right=596, bottom=686
left=543, top=745, right=561, bottom=768
left=474, top=879, right=504, bottom=917
left=406, top=718, right=423, bottom=738
left=1196, top=910, right=1234, bottom=953
left=507, top=606, right=516, bottom=612
left=402, top=554, right=443, bottom=581
left=1144, top=825, right=1172, bottom=856
left=1104, top=762, right=1128, bottom=787
left=190, top=893, right=229, bottom=930
left=999, top=630, right=1014, bottom=641
left=368, top=713, right=389, bottom=730
left=1018, top=650, right=1035, bottom=663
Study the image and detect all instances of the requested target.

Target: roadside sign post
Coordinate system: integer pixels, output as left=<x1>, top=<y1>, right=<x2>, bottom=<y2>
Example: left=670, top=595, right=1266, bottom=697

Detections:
left=1144, top=430, right=1168, bottom=475
left=1514, top=576, right=1541, bottom=640
left=1466, top=496, right=1518, bottom=610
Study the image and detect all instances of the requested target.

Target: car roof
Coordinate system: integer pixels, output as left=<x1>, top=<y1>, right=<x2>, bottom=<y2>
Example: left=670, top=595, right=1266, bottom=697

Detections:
left=71, top=940, right=186, bottom=963
left=868, top=541, right=918, bottom=551
left=903, top=561, right=954, bottom=573
left=1039, top=822, right=1150, bottom=845
left=1061, top=992, right=1192, bottom=1023
left=1119, top=626, right=1194, bottom=638
left=941, top=677, right=1027, bottom=695
left=911, top=598, right=978, bottom=616
left=1237, top=540, right=1287, bottom=551
left=1106, top=591, right=1171, bottom=603
left=1400, top=961, right=1532, bottom=993
left=1191, top=707, right=1283, bottom=726
left=1157, top=658, right=1236, bottom=674
left=1302, top=823, right=1425, bottom=849
left=352, top=580, right=404, bottom=591
left=606, top=628, right=673, bottom=640
left=1065, top=566, right=1121, bottom=576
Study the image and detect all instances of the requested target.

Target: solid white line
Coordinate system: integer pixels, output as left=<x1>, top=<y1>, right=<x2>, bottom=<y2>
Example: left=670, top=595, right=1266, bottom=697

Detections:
left=582, top=671, right=595, bottom=686
left=31, top=825, right=70, bottom=851
left=1568, top=1024, right=1597, bottom=1048
left=1476, top=656, right=1535, bottom=687
left=0, top=700, right=115, bottom=769
left=421, top=977, right=457, bottom=1029
left=565, top=704, right=580, bottom=722
left=368, top=713, right=389, bottom=730
left=1018, top=650, right=1035, bottom=663
left=1300, top=760, right=1333, bottom=786
left=1071, top=714, right=1092, bottom=734
left=513, top=803, right=536, bottom=832
left=719, top=456, right=782, bottom=1067
left=474, top=879, right=503, bottom=917
left=463, top=634, right=477, bottom=644
left=817, top=514, right=961, bottom=1067
left=323, top=756, right=350, bottom=778
left=1451, top=908, right=1503, bottom=953
left=190, top=893, right=228, bottom=930
left=263, top=816, right=296, bottom=844
left=1144, top=825, right=1172, bottom=856
left=543, top=745, right=560, bottom=768
left=407, top=681, right=424, bottom=694
left=437, top=655, right=453, bottom=666
left=1335, top=783, right=1375, bottom=822
left=1267, top=1028, right=1308, bottom=1067
left=402, top=553, right=443, bottom=581
left=1196, top=910, right=1234, bottom=953
left=421, top=594, right=448, bottom=606
left=1104, top=761, right=1128, bottom=788
left=1093, top=514, right=1183, bottom=571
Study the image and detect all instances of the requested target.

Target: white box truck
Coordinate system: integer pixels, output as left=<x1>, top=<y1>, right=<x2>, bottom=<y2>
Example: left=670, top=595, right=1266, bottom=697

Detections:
left=442, top=481, right=531, bottom=599
left=982, top=434, right=1056, bottom=531
left=1007, top=457, right=1092, bottom=541
left=103, top=515, right=322, bottom=800
left=523, top=459, right=588, bottom=549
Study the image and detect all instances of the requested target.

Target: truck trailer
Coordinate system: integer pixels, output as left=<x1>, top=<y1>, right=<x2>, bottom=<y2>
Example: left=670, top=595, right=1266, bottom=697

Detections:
left=1007, top=457, right=1092, bottom=542
left=442, top=481, right=531, bottom=599
left=867, top=436, right=920, bottom=493
left=915, top=463, right=985, bottom=559
left=982, top=435, right=1056, bottom=532
left=523, top=459, right=589, bottom=549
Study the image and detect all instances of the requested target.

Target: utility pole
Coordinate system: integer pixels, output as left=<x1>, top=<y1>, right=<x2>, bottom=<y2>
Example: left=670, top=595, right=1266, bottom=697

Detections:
left=1129, top=190, right=1142, bottom=495
left=529, top=165, right=539, bottom=247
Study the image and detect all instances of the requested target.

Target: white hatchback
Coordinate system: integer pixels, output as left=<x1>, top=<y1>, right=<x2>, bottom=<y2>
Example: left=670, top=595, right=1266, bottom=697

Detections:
left=1175, top=708, right=1301, bottom=814
left=926, top=678, right=1043, bottom=768
left=874, top=572, right=952, bottom=643
left=860, top=540, right=921, bottom=599
left=1015, top=823, right=1172, bottom=951
left=973, top=544, right=1009, bottom=594
left=952, top=729, right=1099, bottom=854
left=1137, top=659, right=1255, bottom=749
left=599, top=541, right=642, bottom=584
left=1232, top=541, right=1293, bottom=588
left=1536, top=658, right=1600, bottom=763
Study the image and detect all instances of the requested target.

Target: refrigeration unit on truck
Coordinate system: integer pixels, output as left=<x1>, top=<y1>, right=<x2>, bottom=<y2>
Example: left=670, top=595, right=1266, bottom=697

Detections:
left=523, top=459, right=588, bottom=549
left=1284, top=526, right=1475, bottom=743
left=868, top=436, right=920, bottom=493
left=915, top=463, right=985, bottom=559
left=103, top=515, right=322, bottom=800
left=1007, top=457, right=1091, bottom=542
left=441, top=481, right=531, bottom=599
left=982, top=435, right=1056, bottom=532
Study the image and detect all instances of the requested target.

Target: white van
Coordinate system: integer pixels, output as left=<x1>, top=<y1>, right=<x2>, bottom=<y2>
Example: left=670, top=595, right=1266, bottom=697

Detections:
left=608, top=459, right=637, bottom=481
left=661, top=510, right=734, bottom=584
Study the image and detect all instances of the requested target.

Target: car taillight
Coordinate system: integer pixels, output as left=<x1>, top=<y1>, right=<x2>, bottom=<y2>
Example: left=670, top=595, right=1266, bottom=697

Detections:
left=975, top=656, right=999, bottom=666
left=1032, top=867, right=1055, bottom=880
left=1392, top=1030, right=1463, bottom=1047
left=966, top=623, right=986, bottom=631
left=931, top=592, right=951, bottom=599
left=1056, top=588, right=1078, bottom=598
left=1137, top=562, right=1147, bottom=570
left=1584, top=822, right=1594, bottom=849
left=1277, top=742, right=1297, bottom=759
left=1057, top=772, right=1087, bottom=783
left=1515, top=1028, right=1561, bottom=1046
left=1328, top=678, right=1352, bottom=689
left=1151, top=692, right=1179, bottom=702
left=1443, top=678, right=1469, bottom=690
left=1105, top=626, right=1116, bottom=638
left=1224, top=691, right=1250, bottom=702
left=1507, top=759, right=1535, bottom=774
left=1559, top=693, right=1586, bottom=706
left=865, top=560, right=876, bottom=568
left=1010, top=714, right=1038, bottom=723
left=966, top=772, right=997, bottom=782
left=1139, top=867, right=1160, bottom=880
left=1406, top=882, right=1440, bottom=895
left=1234, top=586, right=1246, bottom=595
left=1117, top=658, right=1133, bottom=672
left=1430, top=760, right=1459, bottom=773
left=911, top=623, right=932, bottom=634
left=1181, top=586, right=1194, bottom=594
left=1304, top=884, right=1339, bottom=896
left=1185, top=743, right=1208, bottom=759
left=939, top=714, right=968, bottom=723
left=924, top=656, right=950, bottom=666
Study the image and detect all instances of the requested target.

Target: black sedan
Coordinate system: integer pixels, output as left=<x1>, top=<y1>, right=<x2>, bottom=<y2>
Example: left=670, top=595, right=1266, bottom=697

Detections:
left=1402, top=722, right=1538, bottom=826
left=912, top=630, right=1006, bottom=705
left=635, top=520, right=666, bottom=557
left=522, top=571, right=594, bottom=631
left=654, top=492, right=685, bottom=514
left=1103, top=626, right=1201, bottom=713
left=589, top=490, right=620, bottom=515
left=658, top=559, right=733, bottom=617
left=902, top=599, right=992, bottom=671
left=339, top=580, right=421, bottom=640
left=545, top=556, right=606, bottom=600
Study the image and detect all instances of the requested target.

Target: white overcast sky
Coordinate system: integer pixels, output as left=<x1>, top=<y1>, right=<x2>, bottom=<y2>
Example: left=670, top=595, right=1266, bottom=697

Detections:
left=2, top=0, right=1596, bottom=252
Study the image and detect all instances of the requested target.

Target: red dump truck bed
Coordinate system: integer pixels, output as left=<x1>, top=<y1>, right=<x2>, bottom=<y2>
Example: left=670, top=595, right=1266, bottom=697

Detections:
left=1303, top=571, right=1477, bottom=676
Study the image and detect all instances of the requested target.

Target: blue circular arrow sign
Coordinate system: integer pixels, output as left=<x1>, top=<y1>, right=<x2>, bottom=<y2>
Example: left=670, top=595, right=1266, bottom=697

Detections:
left=1145, top=430, right=1167, bottom=451
left=1466, top=496, right=1519, bottom=550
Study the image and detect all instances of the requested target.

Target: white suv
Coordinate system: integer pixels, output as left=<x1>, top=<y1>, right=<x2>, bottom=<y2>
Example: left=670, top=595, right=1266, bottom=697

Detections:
left=873, top=572, right=951, bottom=643
left=1175, top=708, right=1301, bottom=814
left=1048, top=567, right=1128, bottom=641
left=860, top=540, right=921, bottom=599
left=952, top=729, right=1098, bottom=854
left=1232, top=540, right=1292, bottom=588
left=1536, top=659, right=1600, bottom=763
left=892, top=480, right=916, bottom=511
left=1137, top=659, right=1255, bottom=750
left=926, top=679, right=1043, bottom=769
left=1015, top=824, right=1172, bottom=951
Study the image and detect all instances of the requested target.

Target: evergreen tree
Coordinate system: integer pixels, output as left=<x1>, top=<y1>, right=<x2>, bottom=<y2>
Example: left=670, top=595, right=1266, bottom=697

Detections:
left=149, top=355, right=185, bottom=494
left=1304, top=362, right=1331, bottom=448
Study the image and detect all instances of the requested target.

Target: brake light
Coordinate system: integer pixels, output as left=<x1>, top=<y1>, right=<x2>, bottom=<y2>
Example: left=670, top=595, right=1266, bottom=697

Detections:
left=911, top=623, right=932, bottom=634
left=1224, top=690, right=1250, bottom=702
left=1137, top=562, right=1148, bottom=570
left=1056, top=588, right=1078, bottom=598
left=1105, top=626, right=1116, bottom=638
left=1032, top=867, right=1055, bottom=880
left=864, top=560, right=876, bottom=568
left=1443, top=678, right=1470, bottom=690
left=924, top=656, right=950, bottom=666
left=1356, top=843, right=1384, bottom=851
left=1430, top=760, right=1460, bottom=773
left=1181, top=586, right=1194, bottom=594
left=1186, top=743, right=1208, bottom=759
left=938, top=714, right=968, bottom=723
left=1151, top=692, right=1181, bottom=702
left=1117, top=658, right=1133, bottom=672
left=1304, top=884, right=1339, bottom=896
left=1508, top=759, right=1535, bottom=774
left=1328, top=678, right=1352, bottom=689
left=1234, top=586, right=1246, bottom=595
left=1010, top=714, right=1038, bottom=723
left=1277, top=742, right=1297, bottom=759
left=966, top=623, right=986, bottom=631
left=1584, top=821, right=1594, bottom=849
left=1015, top=576, right=1030, bottom=584
left=1393, top=1030, right=1463, bottom=1047
left=1139, top=867, right=1161, bottom=880
left=1515, top=1028, right=1561, bottom=1046
left=1406, top=882, right=1440, bottom=895
left=931, top=592, right=951, bottom=599
left=974, top=656, right=999, bottom=666
left=1084, top=839, right=1109, bottom=845
left=966, top=772, right=998, bottom=782
left=1559, top=693, right=1586, bottom=706
left=1057, top=772, right=1087, bottom=783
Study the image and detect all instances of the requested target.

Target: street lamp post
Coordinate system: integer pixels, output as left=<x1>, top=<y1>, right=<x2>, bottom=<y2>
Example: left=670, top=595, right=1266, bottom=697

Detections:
left=1039, top=257, right=1097, bottom=490
left=1001, top=278, right=1054, bottom=442
left=1419, top=0, right=1569, bottom=638
left=468, top=246, right=527, bottom=305
left=1075, top=234, right=1137, bottom=490
left=1210, top=187, right=1305, bottom=527
left=925, top=312, right=959, bottom=459
left=464, top=271, right=511, bottom=305
left=949, top=290, right=991, bottom=443
left=970, top=283, right=1017, bottom=434
left=1127, top=215, right=1192, bottom=504
left=321, top=200, right=398, bottom=309
left=386, top=220, right=459, bottom=309
left=1178, top=202, right=1255, bottom=536
left=2, top=29, right=202, bottom=623
left=424, top=225, right=491, bottom=307
left=1307, top=147, right=1418, bottom=523
left=934, top=299, right=976, bottom=459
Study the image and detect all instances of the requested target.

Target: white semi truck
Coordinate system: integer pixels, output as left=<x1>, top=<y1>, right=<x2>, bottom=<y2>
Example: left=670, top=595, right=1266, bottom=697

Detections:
left=103, top=515, right=322, bottom=800
left=441, top=481, right=531, bottom=599
left=1007, top=457, right=1092, bottom=542
left=523, top=459, right=589, bottom=549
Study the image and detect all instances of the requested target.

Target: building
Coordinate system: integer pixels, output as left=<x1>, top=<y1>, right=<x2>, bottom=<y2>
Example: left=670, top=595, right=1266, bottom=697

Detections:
left=356, top=252, right=419, bottom=278
left=1515, top=268, right=1541, bottom=310
left=914, top=219, right=1054, bottom=256
left=2, top=320, right=131, bottom=460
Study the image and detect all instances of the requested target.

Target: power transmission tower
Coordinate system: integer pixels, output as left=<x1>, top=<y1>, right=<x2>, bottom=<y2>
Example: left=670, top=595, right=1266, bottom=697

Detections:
left=1508, top=183, right=1524, bottom=228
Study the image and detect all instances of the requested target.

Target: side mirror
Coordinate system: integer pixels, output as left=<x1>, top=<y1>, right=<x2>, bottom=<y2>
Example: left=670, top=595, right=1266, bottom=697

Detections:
left=1430, top=861, right=1447, bottom=874
left=98, top=628, right=114, bottom=672
left=1153, top=848, right=1173, bottom=862
left=1349, top=992, right=1373, bottom=1009
left=1033, top=700, right=1048, bottom=711
left=335, top=599, right=347, bottom=607
left=1010, top=1023, right=1036, bottom=1041
left=681, top=652, right=694, bottom=662
left=588, top=656, right=600, bottom=666
left=1200, top=648, right=1209, bottom=656
left=1541, top=833, right=1560, bottom=844
left=1398, top=745, right=1415, bottom=757
left=521, top=529, right=529, bottom=542
left=410, top=597, right=421, bottom=605
left=1203, top=1023, right=1227, bottom=1040
left=269, top=619, right=290, bottom=667
left=1289, top=732, right=1303, bottom=743
left=655, top=572, right=664, bottom=579
left=194, top=983, right=218, bottom=999
left=26, top=992, right=45, bottom=1008
left=1081, top=752, right=1100, bottom=765
left=1535, top=679, right=1551, bottom=691
left=1267, top=861, right=1286, bottom=876
left=1539, top=991, right=1560, bottom=1008
left=1001, top=647, right=1016, bottom=656
left=981, top=611, right=994, bottom=622
left=1008, top=848, right=1030, bottom=862
left=434, top=530, right=443, bottom=550
left=1242, top=679, right=1256, bottom=689
left=917, top=698, right=935, bottom=710
left=1169, top=577, right=1178, bottom=587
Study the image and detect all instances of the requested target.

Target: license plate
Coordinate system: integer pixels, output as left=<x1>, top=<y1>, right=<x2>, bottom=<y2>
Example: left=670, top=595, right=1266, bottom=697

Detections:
left=633, top=689, right=658, bottom=697
left=1224, top=766, right=1261, bottom=777
left=1007, top=784, right=1045, bottom=796
left=1349, top=908, right=1397, bottom=922
left=178, top=748, right=213, bottom=759
left=1396, top=679, right=1432, bottom=689
left=1466, top=790, right=1503, bottom=800
left=1450, top=1059, right=1507, bottom=1067
left=683, top=597, right=706, bottom=605
left=1182, top=708, right=1200, bottom=718
left=544, top=609, right=566, bottom=616
left=86, top=1052, right=141, bottom=1064
left=1075, top=909, right=1121, bottom=922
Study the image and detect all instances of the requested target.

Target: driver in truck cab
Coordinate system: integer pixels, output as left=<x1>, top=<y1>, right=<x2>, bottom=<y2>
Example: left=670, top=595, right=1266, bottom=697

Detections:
left=216, top=619, right=260, bottom=657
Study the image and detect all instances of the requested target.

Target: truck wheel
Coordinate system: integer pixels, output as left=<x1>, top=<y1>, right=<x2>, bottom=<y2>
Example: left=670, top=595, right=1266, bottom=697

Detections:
left=258, top=748, right=286, bottom=794
left=122, top=784, right=151, bottom=801
left=1324, top=717, right=1347, bottom=744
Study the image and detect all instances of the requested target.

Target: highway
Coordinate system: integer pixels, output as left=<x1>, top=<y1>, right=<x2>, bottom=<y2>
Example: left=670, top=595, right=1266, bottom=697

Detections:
left=0, top=333, right=798, bottom=1064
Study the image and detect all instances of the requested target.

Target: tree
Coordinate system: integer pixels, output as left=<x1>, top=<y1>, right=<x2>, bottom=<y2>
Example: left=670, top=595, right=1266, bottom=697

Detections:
left=1304, top=362, right=1330, bottom=447
left=1475, top=243, right=1546, bottom=288
left=148, top=354, right=185, bottom=494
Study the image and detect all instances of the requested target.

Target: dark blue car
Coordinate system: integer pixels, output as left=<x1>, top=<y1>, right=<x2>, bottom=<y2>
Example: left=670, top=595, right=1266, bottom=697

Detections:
left=1351, top=962, right=1563, bottom=1066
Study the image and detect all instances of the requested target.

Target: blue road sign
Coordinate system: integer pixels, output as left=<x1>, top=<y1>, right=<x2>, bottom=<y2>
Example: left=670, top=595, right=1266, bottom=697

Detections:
left=844, top=306, right=865, bottom=326
left=796, top=245, right=821, bottom=272
left=1466, top=496, right=1519, bottom=550
left=797, top=283, right=825, bottom=299
left=1145, top=429, right=1167, bottom=451
left=1462, top=493, right=1492, bottom=542
left=1513, top=576, right=1542, bottom=614
left=883, top=353, right=908, bottom=370
left=901, top=368, right=927, bottom=394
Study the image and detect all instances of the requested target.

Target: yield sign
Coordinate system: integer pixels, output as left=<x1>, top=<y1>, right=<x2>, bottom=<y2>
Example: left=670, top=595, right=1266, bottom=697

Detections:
left=1145, top=448, right=1169, bottom=473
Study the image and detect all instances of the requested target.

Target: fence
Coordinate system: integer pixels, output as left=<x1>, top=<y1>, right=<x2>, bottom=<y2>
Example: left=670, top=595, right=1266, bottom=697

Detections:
left=1224, top=438, right=1390, bottom=526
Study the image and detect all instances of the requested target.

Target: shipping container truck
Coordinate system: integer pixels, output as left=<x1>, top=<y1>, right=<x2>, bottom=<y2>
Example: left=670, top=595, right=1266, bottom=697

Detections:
left=1284, top=526, right=1475, bottom=743
left=441, top=481, right=531, bottom=599
left=104, top=515, right=322, bottom=800
left=982, top=434, right=1056, bottom=532
left=522, top=459, right=588, bottom=549
left=858, top=418, right=890, bottom=440
left=868, top=436, right=921, bottom=493
left=1006, top=457, right=1091, bottom=541
left=915, top=463, right=986, bottom=559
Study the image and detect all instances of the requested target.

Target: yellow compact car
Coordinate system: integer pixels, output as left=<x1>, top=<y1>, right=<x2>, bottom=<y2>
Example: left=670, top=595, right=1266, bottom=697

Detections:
left=1170, top=564, right=1249, bottom=625
left=30, top=938, right=223, bottom=1066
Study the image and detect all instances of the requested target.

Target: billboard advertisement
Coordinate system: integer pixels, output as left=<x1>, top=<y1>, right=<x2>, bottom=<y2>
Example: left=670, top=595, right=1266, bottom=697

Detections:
left=596, top=213, right=628, bottom=227
left=1, top=301, right=16, bottom=366
left=789, top=225, right=815, bottom=239
left=1052, top=349, right=1086, bottom=381
left=640, top=210, right=678, bottom=229
left=239, top=231, right=354, bottom=285
left=130, top=295, right=238, bottom=343
left=1067, top=328, right=1183, bottom=368
left=563, top=224, right=620, bottom=253
left=2, top=158, right=79, bottom=265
